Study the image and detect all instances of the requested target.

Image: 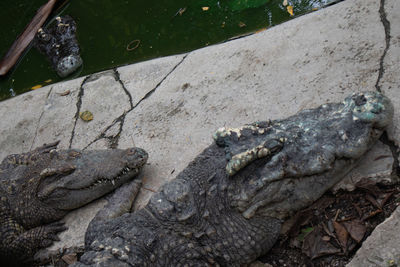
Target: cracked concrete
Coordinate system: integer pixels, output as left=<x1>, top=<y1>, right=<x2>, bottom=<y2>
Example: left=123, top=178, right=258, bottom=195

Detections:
left=380, top=0, right=400, bottom=147
left=0, top=0, right=399, bottom=264
left=375, top=0, right=391, bottom=93
left=71, top=71, right=131, bottom=149
left=117, top=54, right=186, bottom=107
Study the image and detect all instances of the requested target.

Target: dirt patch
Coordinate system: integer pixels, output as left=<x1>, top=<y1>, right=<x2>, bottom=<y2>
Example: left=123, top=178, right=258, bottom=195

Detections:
left=258, top=180, right=400, bottom=267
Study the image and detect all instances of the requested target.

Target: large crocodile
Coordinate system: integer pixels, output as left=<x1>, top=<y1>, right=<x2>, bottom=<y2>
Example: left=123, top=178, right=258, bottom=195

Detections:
left=74, top=91, right=393, bottom=266
left=0, top=142, right=148, bottom=266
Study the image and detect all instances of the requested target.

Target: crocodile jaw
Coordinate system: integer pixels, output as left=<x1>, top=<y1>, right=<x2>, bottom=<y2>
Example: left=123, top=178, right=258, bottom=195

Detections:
left=41, top=167, right=142, bottom=210
left=37, top=147, right=148, bottom=210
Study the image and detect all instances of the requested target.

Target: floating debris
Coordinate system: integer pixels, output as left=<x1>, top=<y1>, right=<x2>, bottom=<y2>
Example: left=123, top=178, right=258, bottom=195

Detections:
left=287, top=5, right=294, bottom=16
left=177, top=7, right=187, bottom=16
left=238, top=21, right=246, bottom=28
left=202, top=7, right=209, bottom=11
left=31, top=84, right=42, bottom=90
left=126, top=40, right=140, bottom=51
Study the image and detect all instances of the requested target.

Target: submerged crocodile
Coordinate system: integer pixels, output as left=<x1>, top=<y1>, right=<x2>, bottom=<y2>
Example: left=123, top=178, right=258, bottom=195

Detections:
left=74, top=92, right=393, bottom=266
left=0, top=142, right=148, bottom=266
left=34, top=15, right=82, bottom=77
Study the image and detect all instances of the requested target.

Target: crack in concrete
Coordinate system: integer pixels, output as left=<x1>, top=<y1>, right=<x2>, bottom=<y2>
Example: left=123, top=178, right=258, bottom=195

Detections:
left=84, top=54, right=188, bottom=149
left=375, top=0, right=391, bottom=92
left=374, top=0, right=399, bottom=178
left=30, top=87, right=53, bottom=150
left=132, top=54, right=187, bottom=110
left=83, top=113, right=125, bottom=149
left=69, top=76, right=90, bottom=149
left=113, top=68, right=133, bottom=109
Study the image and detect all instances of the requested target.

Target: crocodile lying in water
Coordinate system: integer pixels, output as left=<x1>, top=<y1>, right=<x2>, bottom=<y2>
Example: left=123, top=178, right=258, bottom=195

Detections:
left=0, top=142, right=148, bottom=266
left=34, top=15, right=82, bottom=77
left=73, top=91, right=393, bottom=266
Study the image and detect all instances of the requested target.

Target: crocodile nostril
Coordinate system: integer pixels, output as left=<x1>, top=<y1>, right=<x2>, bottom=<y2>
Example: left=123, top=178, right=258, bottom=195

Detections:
left=371, top=104, right=383, bottom=114
left=353, top=94, right=367, bottom=106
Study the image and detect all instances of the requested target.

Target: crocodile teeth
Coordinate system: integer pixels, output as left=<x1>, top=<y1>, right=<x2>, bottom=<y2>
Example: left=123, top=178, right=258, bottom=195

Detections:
left=111, top=180, right=115, bottom=186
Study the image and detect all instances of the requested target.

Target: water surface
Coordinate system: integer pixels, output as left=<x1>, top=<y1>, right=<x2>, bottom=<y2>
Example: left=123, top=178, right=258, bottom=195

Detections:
left=0, top=0, right=335, bottom=100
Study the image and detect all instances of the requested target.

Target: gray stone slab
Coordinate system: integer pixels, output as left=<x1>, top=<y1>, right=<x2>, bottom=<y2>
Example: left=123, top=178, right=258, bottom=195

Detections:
left=0, top=87, right=50, bottom=160
left=333, top=141, right=396, bottom=192
left=347, top=206, right=400, bottom=267
left=119, top=0, right=386, bottom=209
left=381, top=0, right=400, bottom=146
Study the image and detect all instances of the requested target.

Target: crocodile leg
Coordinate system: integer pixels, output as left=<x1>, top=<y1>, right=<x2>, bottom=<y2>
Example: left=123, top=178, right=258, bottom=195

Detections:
left=85, top=178, right=143, bottom=248
left=0, top=215, right=66, bottom=263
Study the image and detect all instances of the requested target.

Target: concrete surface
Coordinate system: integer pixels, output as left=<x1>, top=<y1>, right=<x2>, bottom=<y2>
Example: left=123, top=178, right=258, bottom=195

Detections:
left=0, top=0, right=399, bottom=264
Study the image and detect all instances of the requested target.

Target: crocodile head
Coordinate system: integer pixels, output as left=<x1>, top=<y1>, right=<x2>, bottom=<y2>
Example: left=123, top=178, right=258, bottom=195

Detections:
left=34, top=15, right=83, bottom=78
left=220, top=91, right=393, bottom=219
left=344, top=91, right=394, bottom=129
left=33, top=147, right=148, bottom=210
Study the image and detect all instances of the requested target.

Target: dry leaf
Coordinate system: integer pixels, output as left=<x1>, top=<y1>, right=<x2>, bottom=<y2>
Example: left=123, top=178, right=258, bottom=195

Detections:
left=342, top=220, right=366, bottom=243
left=31, top=84, right=42, bottom=90
left=333, top=221, right=349, bottom=251
left=365, top=194, right=381, bottom=209
left=58, top=90, right=71, bottom=96
left=287, top=5, right=294, bottom=16
left=79, top=110, right=93, bottom=121
left=302, top=226, right=341, bottom=259
left=322, top=236, right=331, bottom=242
left=355, top=178, right=382, bottom=197
left=62, top=253, right=77, bottom=264
left=178, top=7, right=186, bottom=15
left=238, top=21, right=246, bottom=28
left=44, top=79, right=52, bottom=83
left=255, top=27, right=267, bottom=33
left=202, top=7, right=209, bottom=11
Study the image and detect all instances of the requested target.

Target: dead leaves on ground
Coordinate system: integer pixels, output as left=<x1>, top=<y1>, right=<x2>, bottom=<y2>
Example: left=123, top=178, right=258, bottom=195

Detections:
left=286, top=178, right=399, bottom=260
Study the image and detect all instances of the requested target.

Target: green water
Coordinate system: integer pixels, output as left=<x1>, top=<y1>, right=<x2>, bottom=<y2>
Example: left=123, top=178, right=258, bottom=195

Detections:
left=0, top=0, right=334, bottom=100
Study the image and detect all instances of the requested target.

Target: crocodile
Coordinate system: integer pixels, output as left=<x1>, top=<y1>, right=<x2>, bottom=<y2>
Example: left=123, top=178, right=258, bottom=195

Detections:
left=74, top=91, right=393, bottom=266
left=34, top=15, right=82, bottom=77
left=0, top=141, right=148, bottom=266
